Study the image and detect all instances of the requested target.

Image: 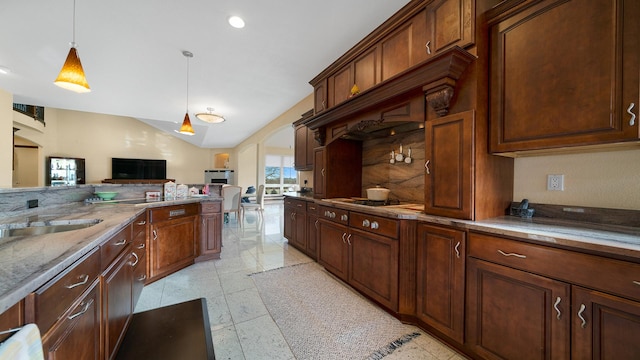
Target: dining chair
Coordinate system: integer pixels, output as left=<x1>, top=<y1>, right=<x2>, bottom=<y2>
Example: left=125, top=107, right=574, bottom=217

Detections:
left=241, top=184, right=265, bottom=224
left=221, top=185, right=242, bottom=225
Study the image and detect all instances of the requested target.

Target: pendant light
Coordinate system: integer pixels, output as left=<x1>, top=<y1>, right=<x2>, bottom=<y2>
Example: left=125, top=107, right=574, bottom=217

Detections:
left=179, top=50, right=195, bottom=135
left=196, top=107, right=225, bottom=124
left=54, top=0, right=91, bottom=93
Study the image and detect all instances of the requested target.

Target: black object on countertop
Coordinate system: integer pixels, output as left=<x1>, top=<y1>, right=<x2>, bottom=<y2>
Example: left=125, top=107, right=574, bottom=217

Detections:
left=115, top=298, right=215, bottom=360
left=510, top=199, right=535, bottom=218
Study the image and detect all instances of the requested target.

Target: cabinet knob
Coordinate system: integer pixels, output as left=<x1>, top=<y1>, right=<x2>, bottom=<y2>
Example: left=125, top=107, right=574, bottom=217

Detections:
left=340, top=214, right=348, bottom=222
left=362, top=219, right=370, bottom=227
left=627, top=102, right=636, bottom=126
left=370, top=221, right=379, bottom=230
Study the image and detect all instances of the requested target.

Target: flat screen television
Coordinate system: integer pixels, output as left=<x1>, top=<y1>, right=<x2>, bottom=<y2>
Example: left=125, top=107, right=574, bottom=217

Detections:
left=111, top=158, right=167, bottom=180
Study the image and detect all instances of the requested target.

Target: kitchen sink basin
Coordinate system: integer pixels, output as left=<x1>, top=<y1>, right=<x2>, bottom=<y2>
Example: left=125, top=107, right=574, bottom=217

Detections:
left=0, top=219, right=102, bottom=238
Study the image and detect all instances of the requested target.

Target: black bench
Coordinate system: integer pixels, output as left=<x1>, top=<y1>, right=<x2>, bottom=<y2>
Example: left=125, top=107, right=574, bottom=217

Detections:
left=115, top=298, right=215, bottom=360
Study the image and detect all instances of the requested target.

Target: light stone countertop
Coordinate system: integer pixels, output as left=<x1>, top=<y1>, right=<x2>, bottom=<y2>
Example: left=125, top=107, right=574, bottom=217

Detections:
left=0, top=196, right=222, bottom=313
left=293, top=195, right=640, bottom=262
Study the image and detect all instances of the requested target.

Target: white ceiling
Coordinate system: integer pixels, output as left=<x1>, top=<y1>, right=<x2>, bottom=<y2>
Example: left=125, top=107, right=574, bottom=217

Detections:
left=0, top=0, right=410, bottom=149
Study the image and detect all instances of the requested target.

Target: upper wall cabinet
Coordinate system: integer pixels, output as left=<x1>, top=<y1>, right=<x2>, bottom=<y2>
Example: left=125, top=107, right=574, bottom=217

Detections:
left=310, top=0, right=476, bottom=117
left=489, top=0, right=640, bottom=154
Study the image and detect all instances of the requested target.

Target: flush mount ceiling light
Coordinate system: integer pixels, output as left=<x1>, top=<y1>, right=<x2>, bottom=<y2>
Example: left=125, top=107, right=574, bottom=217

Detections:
left=196, top=107, right=226, bottom=124
left=228, top=15, right=245, bottom=29
left=54, top=0, right=90, bottom=93
left=178, top=50, right=195, bottom=136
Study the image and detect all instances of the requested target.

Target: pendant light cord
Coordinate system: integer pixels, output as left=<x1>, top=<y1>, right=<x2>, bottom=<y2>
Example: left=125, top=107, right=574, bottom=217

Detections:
left=186, top=54, right=189, bottom=113
left=71, top=0, right=77, bottom=48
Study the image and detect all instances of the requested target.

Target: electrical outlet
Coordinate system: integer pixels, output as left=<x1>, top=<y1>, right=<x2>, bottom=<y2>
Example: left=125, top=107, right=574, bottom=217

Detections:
left=547, top=174, right=564, bottom=191
left=27, top=199, right=38, bottom=208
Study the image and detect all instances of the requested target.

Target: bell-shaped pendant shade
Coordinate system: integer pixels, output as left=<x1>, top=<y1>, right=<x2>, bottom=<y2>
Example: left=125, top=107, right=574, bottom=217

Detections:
left=179, top=113, right=195, bottom=135
left=54, top=47, right=91, bottom=93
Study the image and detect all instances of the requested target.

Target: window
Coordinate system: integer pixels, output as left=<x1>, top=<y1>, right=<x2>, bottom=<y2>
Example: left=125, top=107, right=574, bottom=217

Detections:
left=265, top=155, right=297, bottom=195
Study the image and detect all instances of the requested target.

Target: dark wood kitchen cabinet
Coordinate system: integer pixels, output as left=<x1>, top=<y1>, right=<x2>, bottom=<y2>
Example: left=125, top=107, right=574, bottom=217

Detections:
left=283, top=197, right=307, bottom=251
left=131, top=212, right=147, bottom=306
left=102, top=247, right=134, bottom=360
left=293, top=110, right=316, bottom=171
left=148, top=203, right=199, bottom=281
left=489, top=0, right=640, bottom=153
left=318, top=206, right=399, bottom=311
left=313, top=139, right=362, bottom=199
left=467, top=231, right=640, bottom=360
left=0, top=301, right=23, bottom=342
left=197, top=202, right=222, bottom=262
left=424, top=0, right=474, bottom=59
left=304, top=202, right=319, bottom=260
left=314, top=79, right=327, bottom=114
left=416, top=224, right=465, bottom=343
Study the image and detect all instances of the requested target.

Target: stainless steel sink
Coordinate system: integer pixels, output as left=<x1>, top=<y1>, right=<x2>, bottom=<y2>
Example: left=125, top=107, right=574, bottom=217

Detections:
left=0, top=219, right=102, bottom=238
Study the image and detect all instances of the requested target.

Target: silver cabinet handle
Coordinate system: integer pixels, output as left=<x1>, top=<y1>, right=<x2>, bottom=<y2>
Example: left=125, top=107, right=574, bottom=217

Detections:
left=65, top=274, right=89, bottom=289
left=426, top=40, right=432, bottom=55
left=152, top=229, right=158, bottom=241
left=342, top=233, right=347, bottom=243
left=137, top=274, right=147, bottom=282
left=136, top=220, right=146, bottom=226
left=454, top=242, right=461, bottom=259
left=340, top=214, right=348, bottom=222
left=628, top=102, right=636, bottom=126
left=362, top=219, right=370, bottom=227
left=321, top=100, right=325, bottom=110
left=129, top=252, right=139, bottom=267
left=370, top=221, right=379, bottom=230
left=633, top=281, right=640, bottom=286
left=424, top=160, right=430, bottom=174
left=346, top=234, right=352, bottom=245
left=497, top=249, right=527, bottom=259
left=577, top=303, right=587, bottom=328
left=137, top=243, right=145, bottom=249
left=67, top=299, right=93, bottom=320
left=202, top=218, right=206, bottom=225
left=113, top=239, right=127, bottom=246
left=554, top=297, right=562, bottom=320
left=315, top=220, right=319, bottom=230
left=321, top=168, right=326, bottom=177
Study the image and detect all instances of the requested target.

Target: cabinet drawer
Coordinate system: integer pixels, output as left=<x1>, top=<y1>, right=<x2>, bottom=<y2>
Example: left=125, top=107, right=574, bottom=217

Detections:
left=285, top=198, right=306, bottom=211
left=132, top=212, right=147, bottom=239
left=319, top=205, right=349, bottom=225
left=349, top=212, right=398, bottom=239
left=101, top=224, right=132, bottom=268
left=469, top=232, right=640, bottom=302
left=200, top=202, right=221, bottom=214
left=26, top=247, right=100, bottom=334
left=148, top=203, right=199, bottom=223
left=306, top=202, right=318, bottom=214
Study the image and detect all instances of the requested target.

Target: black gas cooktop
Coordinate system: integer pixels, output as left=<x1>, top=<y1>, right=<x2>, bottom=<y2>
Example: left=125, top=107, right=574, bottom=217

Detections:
left=348, top=198, right=401, bottom=206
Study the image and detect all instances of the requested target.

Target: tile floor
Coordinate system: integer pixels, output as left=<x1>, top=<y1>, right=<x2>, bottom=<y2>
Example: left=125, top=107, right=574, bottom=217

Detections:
left=135, top=202, right=465, bottom=360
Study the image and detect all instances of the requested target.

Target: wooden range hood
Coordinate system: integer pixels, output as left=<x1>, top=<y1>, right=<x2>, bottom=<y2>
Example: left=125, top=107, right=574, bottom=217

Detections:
left=304, top=46, right=476, bottom=145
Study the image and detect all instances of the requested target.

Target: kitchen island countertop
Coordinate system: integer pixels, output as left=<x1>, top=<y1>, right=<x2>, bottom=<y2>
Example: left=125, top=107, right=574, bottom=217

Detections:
left=0, top=196, right=222, bottom=313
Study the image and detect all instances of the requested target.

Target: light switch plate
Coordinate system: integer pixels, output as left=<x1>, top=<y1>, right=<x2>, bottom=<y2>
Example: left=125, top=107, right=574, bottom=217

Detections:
left=547, top=174, right=564, bottom=191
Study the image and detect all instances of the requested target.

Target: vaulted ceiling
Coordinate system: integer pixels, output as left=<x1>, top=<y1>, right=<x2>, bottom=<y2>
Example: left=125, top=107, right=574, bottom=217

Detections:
left=0, top=0, right=410, bottom=148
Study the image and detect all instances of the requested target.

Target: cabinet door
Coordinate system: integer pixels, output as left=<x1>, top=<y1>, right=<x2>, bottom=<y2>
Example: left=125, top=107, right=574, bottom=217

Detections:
left=200, top=214, right=222, bottom=256
left=0, top=301, right=23, bottom=342
left=489, top=0, right=640, bottom=153
left=149, top=216, right=197, bottom=280
left=425, top=0, right=474, bottom=57
left=348, top=229, right=399, bottom=311
left=314, top=80, right=327, bottom=114
left=294, top=125, right=310, bottom=171
left=416, top=224, right=465, bottom=343
left=42, top=280, right=101, bottom=360
left=313, top=147, right=326, bottom=199
left=424, top=110, right=473, bottom=219
left=467, top=258, right=570, bottom=360
left=283, top=205, right=295, bottom=241
left=293, top=210, right=306, bottom=250
left=572, top=286, right=640, bottom=359
left=102, top=249, right=134, bottom=360
left=317, top=220, right=349, bottom=282
left=306, top=213, right=319, bottom=260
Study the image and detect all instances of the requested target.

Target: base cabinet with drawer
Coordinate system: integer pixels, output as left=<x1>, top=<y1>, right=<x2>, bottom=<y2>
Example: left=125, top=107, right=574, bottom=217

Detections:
left=283, top=197, right=307, bottom=252
left=467, top=231, right=640, bottom=360
left=318, top=206, right=399, bottom=311
left=197, top=202, right=223, bottom=262
left=148, top=203, right=199, bottom=282
left=130, top=212, right=147, bottom=306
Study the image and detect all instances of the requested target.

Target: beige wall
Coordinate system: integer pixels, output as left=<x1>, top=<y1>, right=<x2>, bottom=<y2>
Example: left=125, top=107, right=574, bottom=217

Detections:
left=513, top=148, right=640, bottom=210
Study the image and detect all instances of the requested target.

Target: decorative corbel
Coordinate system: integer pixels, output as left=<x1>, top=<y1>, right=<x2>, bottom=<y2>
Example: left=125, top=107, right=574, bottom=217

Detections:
left=423, top=77, right=457, bottom=117
left=313, top=127, right=326, bottom=146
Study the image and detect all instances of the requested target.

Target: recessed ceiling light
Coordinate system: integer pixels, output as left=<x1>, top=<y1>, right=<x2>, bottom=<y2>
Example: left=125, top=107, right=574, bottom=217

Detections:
left=0, top=66, right=11, bottom=75
left=228, top=16, right=245, bottom=29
